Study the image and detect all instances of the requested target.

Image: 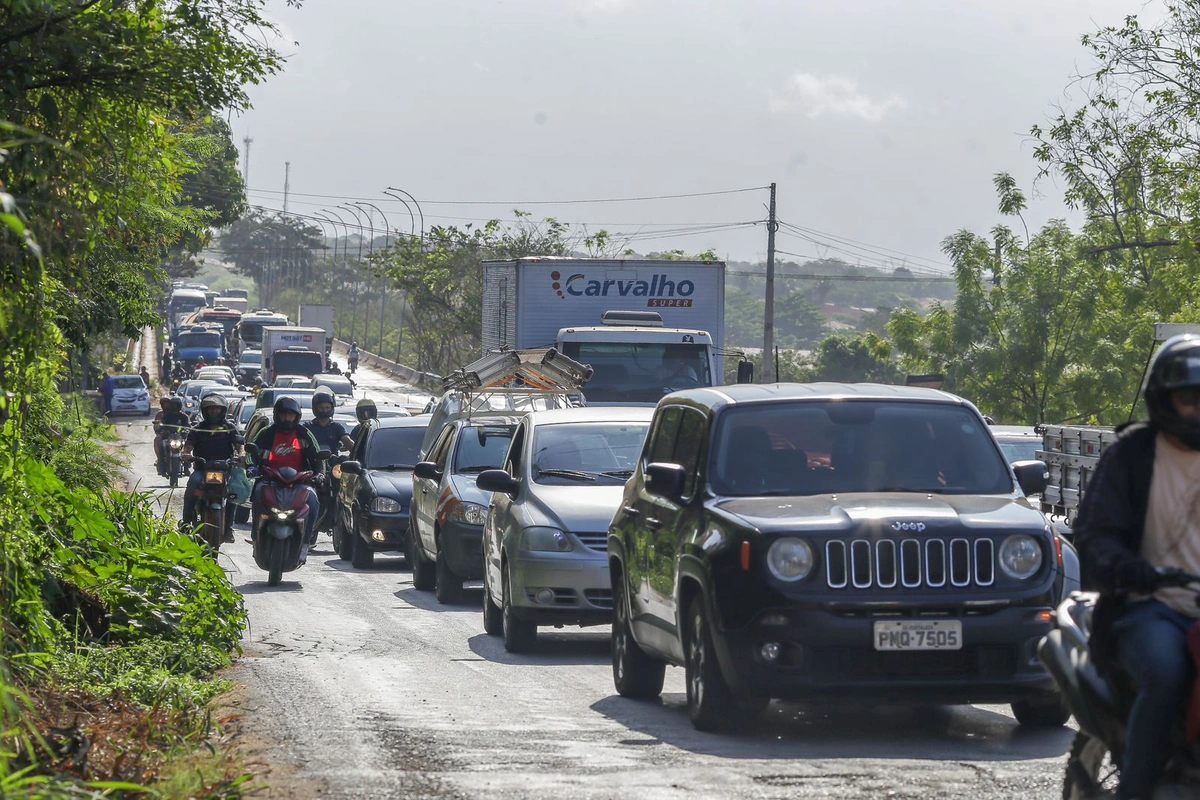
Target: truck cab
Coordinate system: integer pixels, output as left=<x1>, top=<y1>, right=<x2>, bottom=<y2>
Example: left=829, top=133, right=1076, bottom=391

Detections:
left=556, top=311, right=719, bottom=406
left=173, top=325, right=225, bottom=370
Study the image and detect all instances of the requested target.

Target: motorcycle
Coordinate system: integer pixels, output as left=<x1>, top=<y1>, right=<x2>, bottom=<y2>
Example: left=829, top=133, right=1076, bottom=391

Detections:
left=317, top=453, right=347, bottom=536
left=246, top=444, right=329, bottom=586
left=165, top=431, right=187, bottom=488
left=1039, top=568, right=1200, bottom=798
left=185, top=456, right=236, bottom=554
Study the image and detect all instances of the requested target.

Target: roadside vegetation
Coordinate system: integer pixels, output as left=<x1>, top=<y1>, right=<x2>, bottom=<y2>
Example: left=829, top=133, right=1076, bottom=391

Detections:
left=0, top=0, right=302, bottom=795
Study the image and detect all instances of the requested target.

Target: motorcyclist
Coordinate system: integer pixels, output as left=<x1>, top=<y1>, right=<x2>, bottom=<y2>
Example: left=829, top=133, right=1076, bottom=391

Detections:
left=1075, top=333, right=1200, bottom=800
left=348, top=342, right=360, bottom=374
left=304, top=388, right=354, bottom=455
left=153, top=396, right=190, bottom=475
left=181, top=393, right=243, bottom=543
left=349, top=397, right=377, bottom=446
left=250, top=396, right=324, bottom=563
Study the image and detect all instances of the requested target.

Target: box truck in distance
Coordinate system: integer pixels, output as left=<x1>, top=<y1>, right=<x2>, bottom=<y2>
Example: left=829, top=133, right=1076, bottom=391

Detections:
left=261, top=326, right=326, bottom=385
left=481, top=258, right=745, bottom=404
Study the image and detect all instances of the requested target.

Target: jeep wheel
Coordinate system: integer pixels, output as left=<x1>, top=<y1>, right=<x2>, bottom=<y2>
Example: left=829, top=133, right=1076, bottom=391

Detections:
left=685, top=595, right=759, bottom=731
left=502, top=567, right=536, bottom=653
left=483, top=572, right=503, bottom=636
left=334, top=510, right=352, bottom=561
left=435, top=549, right=464, bottom=604
left=411, top=529, right=435, bottom=591
left=1012, top=695, right=1070, bottom=728
left=612, top=572, right=664, bottom=699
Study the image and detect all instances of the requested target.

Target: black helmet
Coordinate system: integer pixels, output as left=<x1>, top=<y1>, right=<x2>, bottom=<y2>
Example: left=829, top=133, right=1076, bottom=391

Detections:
left=1146, top=334, right=1200, bottom=449
left=165, top=395, right=184, bottom=414
left=355, top=397, right=377, bottom=423
left=200, top=393, right=228, bottom=423
left=351, top=341, right=358, bottom=348
left=273, top=396, right=302, bottom=431
left=312, top=388, right=336, bottom=419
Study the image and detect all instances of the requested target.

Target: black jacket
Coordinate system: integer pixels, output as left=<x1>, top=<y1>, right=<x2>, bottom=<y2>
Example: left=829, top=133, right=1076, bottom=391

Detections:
left=1073, top=422, right=1157, bottom=665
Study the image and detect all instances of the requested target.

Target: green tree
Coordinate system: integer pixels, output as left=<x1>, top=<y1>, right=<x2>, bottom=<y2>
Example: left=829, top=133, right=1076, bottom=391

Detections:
left=802, top=333, right=902, bottom=383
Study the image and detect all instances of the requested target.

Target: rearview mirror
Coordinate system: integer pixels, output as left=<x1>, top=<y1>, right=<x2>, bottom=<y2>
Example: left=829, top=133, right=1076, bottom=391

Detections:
left=1012, top=460, right=1048, bottom=497
left=414, top=461, right=442, bottom=482
left=316, top=449, right=332, bottom=461
left=645, top=462, right=687, bottom=502
left=339, top=460, right=363, bottom=475
left=476, top=468, right=519, bottom=495
left=736, top=360, right=754, bottom=384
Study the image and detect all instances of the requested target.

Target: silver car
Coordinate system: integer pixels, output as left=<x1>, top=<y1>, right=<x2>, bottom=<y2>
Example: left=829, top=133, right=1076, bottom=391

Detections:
left=477, top=406, right=653, bottom=652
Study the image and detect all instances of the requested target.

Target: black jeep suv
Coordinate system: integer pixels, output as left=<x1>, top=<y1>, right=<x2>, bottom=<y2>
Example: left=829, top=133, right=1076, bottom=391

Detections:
left=607, top=383, right=1062, bottom=732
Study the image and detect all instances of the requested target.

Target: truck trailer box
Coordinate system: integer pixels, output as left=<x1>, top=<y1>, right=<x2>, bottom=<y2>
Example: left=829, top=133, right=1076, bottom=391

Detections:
left=261, top=325, right=326, bottom=384
left=481, top=258, right=726, bottom=353
left=297, top=304, right=336, bottom=355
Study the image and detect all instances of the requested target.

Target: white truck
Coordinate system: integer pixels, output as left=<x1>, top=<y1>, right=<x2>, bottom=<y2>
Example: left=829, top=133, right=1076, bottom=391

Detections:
left=298, top=303, right=336, bottom=358
left=261, top=325, right=327, bottom=386
left=481, top=258, right=746, bottom=405
left=216, top=296, right=249, bottom=314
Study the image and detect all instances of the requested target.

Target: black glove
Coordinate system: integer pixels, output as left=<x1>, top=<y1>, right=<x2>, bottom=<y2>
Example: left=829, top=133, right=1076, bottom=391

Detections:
left=312, top=473, right=326, bottom=488
left=1114, top=558, right=1160, bottom=594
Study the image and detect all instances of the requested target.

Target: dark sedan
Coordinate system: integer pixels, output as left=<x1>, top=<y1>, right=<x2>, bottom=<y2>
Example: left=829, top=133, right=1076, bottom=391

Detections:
left=335, top=415, right=428, bottom=569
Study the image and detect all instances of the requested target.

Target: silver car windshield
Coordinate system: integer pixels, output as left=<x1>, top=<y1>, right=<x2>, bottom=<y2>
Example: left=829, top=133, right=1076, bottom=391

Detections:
left=533, top=422, right=649, bottom=484
left=454, top=425, right=515, bottom=474
left=710, top=401, right=1013, bottom=497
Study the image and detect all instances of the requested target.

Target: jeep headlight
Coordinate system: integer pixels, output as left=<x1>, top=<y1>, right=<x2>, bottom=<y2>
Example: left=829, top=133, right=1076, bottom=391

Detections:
left=449, top=501, right=488, bottom=525
left=371, top=496, right=402, bottom=514
left=522, top=526, right=573, bottom=552
left=767, top=537, right=814, bottom=582
left=999, top=534, right=1043, bottom=580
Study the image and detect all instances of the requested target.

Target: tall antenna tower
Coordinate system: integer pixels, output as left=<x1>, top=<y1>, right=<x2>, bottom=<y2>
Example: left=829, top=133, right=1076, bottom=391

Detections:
left=242, top=134, right=253, bottom=188
left=283, top=161, right=291, bottom=213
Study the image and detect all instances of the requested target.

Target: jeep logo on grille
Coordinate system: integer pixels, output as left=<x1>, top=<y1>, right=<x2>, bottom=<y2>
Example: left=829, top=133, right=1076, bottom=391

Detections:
left=892, top=521, right=927, bottom=532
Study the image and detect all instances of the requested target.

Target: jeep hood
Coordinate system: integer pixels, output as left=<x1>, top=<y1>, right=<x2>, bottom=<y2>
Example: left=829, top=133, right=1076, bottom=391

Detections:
left=712, top=493, right=1045, bottom=535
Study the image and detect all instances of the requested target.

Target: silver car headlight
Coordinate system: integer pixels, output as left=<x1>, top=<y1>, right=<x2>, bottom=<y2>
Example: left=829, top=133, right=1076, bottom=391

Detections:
left=521, top=526, right=573, bottom=553
left=448, top=501, right=488, bottom=525
left=766, top=537, right=814, bottom=582
left=999, top=534, right=1043, bottom=580
left=371, top=497, right=402, bottom=513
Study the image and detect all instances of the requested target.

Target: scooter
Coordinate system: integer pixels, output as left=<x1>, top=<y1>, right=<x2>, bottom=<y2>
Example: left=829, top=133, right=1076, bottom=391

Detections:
left=246, top=444, right=329, bottom=586
left=165, top=432, right=187, bottom=488
left=1039, top=568, right=1200, bottom=798
left=185, top=456, right=236, bottom=554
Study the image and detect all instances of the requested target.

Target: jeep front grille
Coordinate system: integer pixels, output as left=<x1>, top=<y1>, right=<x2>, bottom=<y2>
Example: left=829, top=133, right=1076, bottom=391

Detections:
left=825, top=538, right=995, bottom=590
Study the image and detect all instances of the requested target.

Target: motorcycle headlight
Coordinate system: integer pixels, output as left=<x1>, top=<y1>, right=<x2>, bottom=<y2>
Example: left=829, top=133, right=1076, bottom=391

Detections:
left=999, top=534, right=1043, bottom=580
left=522, top=526, right=573, bottom=552
left=205, top=471, right=225, bottom=483
left=449, top=501, right=488, bottom=526
left=274, top=509, right=297, bottom=520
left=169, top=439, right=183, bottom=450
left=766, top=537, right=814, bottom=582
left=372, top=496, right=402, bottom=513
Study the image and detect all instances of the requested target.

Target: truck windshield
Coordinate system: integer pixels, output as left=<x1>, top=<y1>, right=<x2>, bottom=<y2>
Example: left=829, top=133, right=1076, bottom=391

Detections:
left=274, top=351, right=323, bottom=377
left=533, top=422, right=649, bottom=484
left=239, top=320, right=282, bottom=344
left=560, top=342, right=711, bottom=403
left=709, top=401, right=1013, bottom=497
left=176, top=332, right=221, bottom=349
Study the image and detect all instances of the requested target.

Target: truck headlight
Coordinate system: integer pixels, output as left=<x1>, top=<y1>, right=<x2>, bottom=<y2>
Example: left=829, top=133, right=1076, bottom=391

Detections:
left=766, top=537, right=813, bottom=582
left=522, top=526, right=573, bottom=552
left=371, top=496, right=402, bottom=513
left=999, top=535, right=1043, bottom=580
left=448, top=501, right=487, bottom=525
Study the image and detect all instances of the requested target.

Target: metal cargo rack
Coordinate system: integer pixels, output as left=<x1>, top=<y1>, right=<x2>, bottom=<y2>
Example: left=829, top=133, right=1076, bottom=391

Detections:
left=1037, top=424, right=1118, bottom=523
left=433, top=348, right=594, bottom=423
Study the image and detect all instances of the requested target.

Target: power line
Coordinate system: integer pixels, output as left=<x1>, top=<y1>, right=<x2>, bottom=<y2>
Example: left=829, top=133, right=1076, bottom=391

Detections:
left=777, top=220, right=950, bottom=273
left=730, top=267, right=955, bottom=283
left=241, top=185, right=770, bottom=205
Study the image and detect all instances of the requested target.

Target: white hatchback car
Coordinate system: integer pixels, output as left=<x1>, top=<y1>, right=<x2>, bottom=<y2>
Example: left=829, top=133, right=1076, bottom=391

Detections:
left=109, top=374, right=152, bottom=415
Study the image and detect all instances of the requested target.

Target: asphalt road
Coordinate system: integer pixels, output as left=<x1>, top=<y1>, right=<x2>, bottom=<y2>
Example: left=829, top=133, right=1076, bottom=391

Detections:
left=111, top=382, right=1076, bottom=800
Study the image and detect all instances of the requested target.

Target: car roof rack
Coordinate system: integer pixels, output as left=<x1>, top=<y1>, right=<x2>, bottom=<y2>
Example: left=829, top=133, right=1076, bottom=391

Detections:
left=441, top=347, right=593, bottom=393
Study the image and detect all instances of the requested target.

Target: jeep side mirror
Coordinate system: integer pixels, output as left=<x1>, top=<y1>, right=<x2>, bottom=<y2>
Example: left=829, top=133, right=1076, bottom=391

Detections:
left=1013, top=460, right=1048, bottom=497
left=414, top=461, right=442, bottom=482
left=340, top=460, right=363, bottom=475
left=737, top=360, right=754, bottom=384
left=646, top=462, right=687, bottom=502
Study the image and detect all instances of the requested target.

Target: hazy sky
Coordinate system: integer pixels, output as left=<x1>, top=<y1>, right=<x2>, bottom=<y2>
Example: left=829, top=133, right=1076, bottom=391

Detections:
left=236, top=0, right=1150, bottom=272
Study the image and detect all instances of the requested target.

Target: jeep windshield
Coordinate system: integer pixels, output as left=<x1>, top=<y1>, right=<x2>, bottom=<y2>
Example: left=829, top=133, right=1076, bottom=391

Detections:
left=532, top=421, right=650, bottom=484
left=710, top=400, right=1013, bottom=497
left=560, top=342, right=710, bottom=403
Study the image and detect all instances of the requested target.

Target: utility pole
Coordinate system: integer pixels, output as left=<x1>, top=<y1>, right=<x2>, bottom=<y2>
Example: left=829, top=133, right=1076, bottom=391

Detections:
left=763, top=182, right=778, bottom=383
left=242, top=135, right=253, bottom=187
left=283, top=161, right=291, bottom=213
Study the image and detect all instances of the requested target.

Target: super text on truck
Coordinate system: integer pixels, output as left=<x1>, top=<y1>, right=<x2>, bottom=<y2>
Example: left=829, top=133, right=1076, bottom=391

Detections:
left=261, top=325, right=326, bottom=385
left=481, top=258, right=748, bottom=405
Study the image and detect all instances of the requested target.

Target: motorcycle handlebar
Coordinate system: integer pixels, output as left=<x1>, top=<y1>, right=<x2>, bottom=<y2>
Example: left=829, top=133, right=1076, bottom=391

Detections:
left=1154, top=567, right=1200, bottom=589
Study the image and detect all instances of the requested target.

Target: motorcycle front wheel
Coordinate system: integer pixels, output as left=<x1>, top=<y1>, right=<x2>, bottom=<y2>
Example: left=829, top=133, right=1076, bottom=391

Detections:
left=200, top=506, right=222, bottom=554
left=1063, top=730, right=1119, bottom=799
left=169, top=459, right=180, bottom=489
left=267, top=541, right=284, bottom=586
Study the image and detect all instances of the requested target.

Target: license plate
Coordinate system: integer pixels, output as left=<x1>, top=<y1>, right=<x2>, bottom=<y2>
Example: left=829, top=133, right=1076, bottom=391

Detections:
left=873, top=620, right=962, bottom=651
